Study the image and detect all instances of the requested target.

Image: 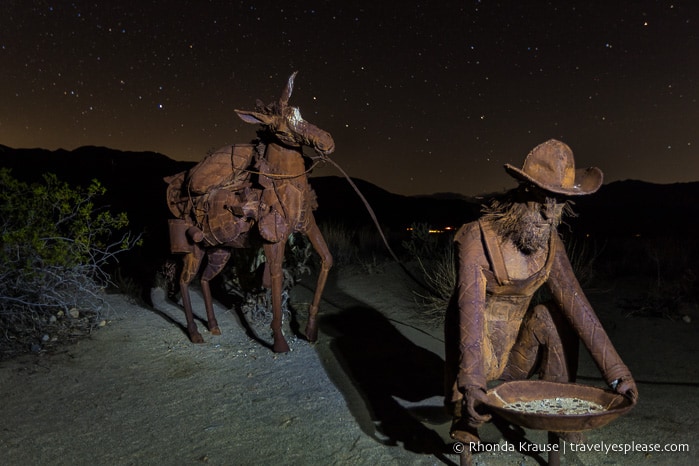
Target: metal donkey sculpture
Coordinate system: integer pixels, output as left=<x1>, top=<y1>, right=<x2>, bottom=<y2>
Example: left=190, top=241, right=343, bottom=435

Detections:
left=164, top=72, right=335, bottom=353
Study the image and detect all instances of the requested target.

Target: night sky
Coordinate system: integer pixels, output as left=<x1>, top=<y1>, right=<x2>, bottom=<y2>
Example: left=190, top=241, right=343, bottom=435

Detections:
left=2, top=1, right=698, bottom=196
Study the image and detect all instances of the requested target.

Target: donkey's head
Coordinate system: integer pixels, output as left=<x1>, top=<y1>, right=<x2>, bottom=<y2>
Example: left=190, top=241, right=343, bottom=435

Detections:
left=235, top=72, right=335, bottom=156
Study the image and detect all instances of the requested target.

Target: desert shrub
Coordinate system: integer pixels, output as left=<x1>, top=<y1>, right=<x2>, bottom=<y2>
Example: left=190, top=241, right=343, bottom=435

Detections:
left=401, top=222, right=445, bottom=259
left=218, top=232, right=313, bottom=324
left=413, top=245, right=456, bottom=327
left=0, top=169, right=140, bottom=358
left=403, top=223, right=456, bottom=326
left=318, top=221, right=358, bottom=266
left=318, top=221, right=391, bottom=272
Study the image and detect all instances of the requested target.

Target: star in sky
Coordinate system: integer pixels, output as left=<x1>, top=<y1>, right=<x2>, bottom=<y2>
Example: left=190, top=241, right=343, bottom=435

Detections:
left=1, top=1, right=698, bottom=196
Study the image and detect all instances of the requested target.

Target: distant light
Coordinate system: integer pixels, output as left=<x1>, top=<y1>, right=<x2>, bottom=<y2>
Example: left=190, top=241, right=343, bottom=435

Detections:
left=405, top=227, right=455, bottom=234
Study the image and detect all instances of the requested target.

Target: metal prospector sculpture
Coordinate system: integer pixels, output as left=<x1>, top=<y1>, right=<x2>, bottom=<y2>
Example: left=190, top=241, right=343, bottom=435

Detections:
left=164, top=72, right=335, bottom=353
left=444, top=140, right=639, bottom=447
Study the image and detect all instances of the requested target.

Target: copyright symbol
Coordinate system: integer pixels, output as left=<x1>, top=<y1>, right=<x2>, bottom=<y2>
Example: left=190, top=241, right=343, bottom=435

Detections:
left=452, top=441, right=464, bottom=453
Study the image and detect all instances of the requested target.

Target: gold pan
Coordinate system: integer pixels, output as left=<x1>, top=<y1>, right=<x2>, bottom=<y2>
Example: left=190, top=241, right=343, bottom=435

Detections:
left=485, top=380, right=635, bottom=432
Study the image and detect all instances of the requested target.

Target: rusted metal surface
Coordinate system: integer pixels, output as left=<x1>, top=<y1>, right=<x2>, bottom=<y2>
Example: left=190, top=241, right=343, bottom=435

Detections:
left=485, top=380, right=635, bottom=432
left=163, top=72, right=334, bottom=353
left=445, top=140, right=638, bottom=444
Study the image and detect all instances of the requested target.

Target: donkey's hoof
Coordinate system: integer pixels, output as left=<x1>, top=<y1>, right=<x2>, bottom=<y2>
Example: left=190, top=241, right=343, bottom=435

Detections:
left=305, top=316, right=318, bottom=342
left=305, top=326, right=318, bottom=343
left=190, top=333, right=205, bottom=344
left=209, top=327, right=222, bottom=336
left=273, top=340, right=290, bottom=353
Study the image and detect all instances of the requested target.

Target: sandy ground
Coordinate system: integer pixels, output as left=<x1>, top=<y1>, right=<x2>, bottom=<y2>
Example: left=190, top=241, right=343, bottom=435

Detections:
left=1, top=263, right=698, bottom=465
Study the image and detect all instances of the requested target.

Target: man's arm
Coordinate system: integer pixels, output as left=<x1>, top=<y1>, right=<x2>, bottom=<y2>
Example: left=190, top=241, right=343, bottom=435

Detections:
left=454, top=224, right=492, bottom=423
left=547, top=235, right=638, bottom=402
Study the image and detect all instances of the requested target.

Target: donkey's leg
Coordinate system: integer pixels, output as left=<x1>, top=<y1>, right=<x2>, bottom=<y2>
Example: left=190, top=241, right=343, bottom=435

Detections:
left=303, top=216, right=333, bottom=343
left=263, top=241, right=290, bottom=353
left=180, top=245, right=206, bottom=343
left=200, top=248, right=232, bottom=335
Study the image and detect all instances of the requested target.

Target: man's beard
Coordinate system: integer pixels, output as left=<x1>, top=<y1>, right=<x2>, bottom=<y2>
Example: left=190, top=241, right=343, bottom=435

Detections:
left=483, top=197, right=565, bottom=254
left=508, top=204, right=554, bottom=253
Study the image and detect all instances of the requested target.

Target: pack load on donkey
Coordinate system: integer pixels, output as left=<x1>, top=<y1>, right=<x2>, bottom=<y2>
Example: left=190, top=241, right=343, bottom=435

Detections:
left=164, top=72, right=335, bottom=353
left=165, top=144, right=259, bottom=250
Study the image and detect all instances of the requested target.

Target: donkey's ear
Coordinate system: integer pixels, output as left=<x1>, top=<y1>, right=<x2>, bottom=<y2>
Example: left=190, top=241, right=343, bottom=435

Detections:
left=235, top=109, right=274, bottom=125
left=279, top=71, right=298, bottom=107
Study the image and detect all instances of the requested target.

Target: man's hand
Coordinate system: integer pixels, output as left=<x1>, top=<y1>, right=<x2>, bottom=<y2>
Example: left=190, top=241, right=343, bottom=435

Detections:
left=463, top=386, right=492, bottom=427
left=613, top=376, right=639, bottom=403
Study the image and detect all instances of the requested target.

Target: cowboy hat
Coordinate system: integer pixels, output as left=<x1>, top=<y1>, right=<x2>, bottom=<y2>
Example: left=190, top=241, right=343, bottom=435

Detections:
left=504, top=139, right=603, bottom=196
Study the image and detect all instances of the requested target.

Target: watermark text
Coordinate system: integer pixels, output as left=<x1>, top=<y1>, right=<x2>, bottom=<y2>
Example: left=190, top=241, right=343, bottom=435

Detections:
left=452, top=440, right=690, bottom=456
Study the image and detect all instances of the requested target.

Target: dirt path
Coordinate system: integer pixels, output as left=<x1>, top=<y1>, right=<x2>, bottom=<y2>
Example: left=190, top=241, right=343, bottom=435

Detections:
left=1, top=265, right=697, bottom=465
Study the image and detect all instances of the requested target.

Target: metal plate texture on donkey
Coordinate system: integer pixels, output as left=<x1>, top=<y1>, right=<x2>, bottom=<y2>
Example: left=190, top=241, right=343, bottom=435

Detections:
left=485, top=380, right=635, bottom=432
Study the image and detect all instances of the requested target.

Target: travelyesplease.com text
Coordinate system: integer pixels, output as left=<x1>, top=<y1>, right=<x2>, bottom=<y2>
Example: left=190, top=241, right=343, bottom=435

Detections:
left=566, top=440, right=689, bottom=455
